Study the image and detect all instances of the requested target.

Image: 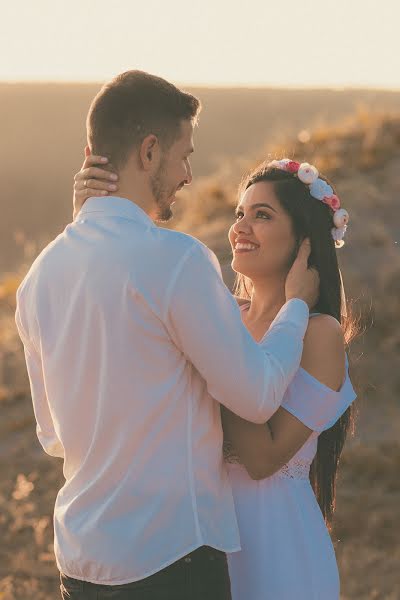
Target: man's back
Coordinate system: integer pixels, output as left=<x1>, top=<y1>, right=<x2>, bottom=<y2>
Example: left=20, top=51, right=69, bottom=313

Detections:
left=17, top=197, right=312, bottom=585
left=16, top=197, right=240, bottom=584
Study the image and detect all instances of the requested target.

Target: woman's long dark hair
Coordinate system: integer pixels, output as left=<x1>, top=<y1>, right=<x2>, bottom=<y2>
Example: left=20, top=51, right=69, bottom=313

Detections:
left=234, top=162, right=358, bottom=529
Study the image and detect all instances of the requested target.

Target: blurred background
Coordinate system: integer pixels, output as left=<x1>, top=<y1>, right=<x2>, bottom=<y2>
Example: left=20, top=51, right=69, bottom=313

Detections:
left=1, top=1, right=399, bottom=598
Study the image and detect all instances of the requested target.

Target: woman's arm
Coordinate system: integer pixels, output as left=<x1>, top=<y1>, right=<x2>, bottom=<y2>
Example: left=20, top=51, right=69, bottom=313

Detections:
left=221, top=314, right=346, bottom=480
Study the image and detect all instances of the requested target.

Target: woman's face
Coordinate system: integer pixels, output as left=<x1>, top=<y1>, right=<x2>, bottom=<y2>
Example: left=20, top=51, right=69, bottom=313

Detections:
left=229, top=181, right=298, bottom=280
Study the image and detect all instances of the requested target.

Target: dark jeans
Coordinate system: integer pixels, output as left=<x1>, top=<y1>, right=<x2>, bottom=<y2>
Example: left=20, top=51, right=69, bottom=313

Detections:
left=60, top=545, right=232, bottom=599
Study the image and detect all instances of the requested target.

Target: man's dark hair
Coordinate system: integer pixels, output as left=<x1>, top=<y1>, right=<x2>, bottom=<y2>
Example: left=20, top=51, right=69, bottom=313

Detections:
left=87, top=70, right=201, bottom=168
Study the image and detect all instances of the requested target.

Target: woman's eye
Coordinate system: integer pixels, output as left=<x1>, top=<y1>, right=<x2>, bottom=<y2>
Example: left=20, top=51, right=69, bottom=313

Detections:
left=235, top=212, right=244, bottom=220
left=256, top=211, right=271, bottom=219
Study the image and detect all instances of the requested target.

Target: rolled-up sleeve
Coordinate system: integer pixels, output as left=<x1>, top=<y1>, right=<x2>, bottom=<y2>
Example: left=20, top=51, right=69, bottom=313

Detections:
left=164, top=242, right=310, bottom=424
left=15, top=299, right=64, bottom=458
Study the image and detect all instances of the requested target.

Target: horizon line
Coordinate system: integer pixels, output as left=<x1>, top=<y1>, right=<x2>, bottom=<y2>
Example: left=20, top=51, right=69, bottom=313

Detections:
left=1, top=80, right=400, bottom=93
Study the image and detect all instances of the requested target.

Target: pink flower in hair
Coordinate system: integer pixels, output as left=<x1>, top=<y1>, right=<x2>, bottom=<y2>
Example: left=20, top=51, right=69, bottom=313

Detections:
left=323, top=195, right=341, bottom=211
left=286, top=161, right=300, bottom=173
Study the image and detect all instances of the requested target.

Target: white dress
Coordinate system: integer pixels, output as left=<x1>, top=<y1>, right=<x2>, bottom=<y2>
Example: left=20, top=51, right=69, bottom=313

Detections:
left=224, top=311, right=357, bottom=600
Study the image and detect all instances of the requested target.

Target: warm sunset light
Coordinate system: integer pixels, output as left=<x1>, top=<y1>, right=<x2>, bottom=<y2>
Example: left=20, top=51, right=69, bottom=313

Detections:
left=2, top=0, right=400, bottom=88
left=2, top=2, right=399, bottom=598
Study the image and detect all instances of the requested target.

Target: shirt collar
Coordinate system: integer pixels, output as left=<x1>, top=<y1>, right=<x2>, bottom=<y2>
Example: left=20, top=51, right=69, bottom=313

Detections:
left=76, top=196, right=156, bottom=229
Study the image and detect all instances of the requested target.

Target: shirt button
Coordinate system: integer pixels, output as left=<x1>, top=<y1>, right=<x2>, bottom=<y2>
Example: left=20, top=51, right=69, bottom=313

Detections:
left=184, top=557, right=192, bottom=563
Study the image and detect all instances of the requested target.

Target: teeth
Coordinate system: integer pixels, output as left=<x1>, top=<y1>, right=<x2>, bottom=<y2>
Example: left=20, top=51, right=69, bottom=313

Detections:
left=235, top=243, right=258, bottom=251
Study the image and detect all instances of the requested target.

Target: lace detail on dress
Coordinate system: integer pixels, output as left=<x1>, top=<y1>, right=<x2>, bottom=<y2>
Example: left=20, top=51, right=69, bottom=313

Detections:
left=276, top=459, right=311, bottom=480
left=223, top=440, right=243, bottom=465
left=223, top=443, right=312, bottom=480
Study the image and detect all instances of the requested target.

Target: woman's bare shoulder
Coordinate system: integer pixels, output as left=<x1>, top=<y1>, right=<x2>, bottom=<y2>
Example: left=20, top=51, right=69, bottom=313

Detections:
left=301, top=314, right=346, bottom=392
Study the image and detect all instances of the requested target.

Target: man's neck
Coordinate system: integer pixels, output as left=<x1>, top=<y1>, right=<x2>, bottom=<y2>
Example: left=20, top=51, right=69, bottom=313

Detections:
left=113, top=181, right=157, bottom=221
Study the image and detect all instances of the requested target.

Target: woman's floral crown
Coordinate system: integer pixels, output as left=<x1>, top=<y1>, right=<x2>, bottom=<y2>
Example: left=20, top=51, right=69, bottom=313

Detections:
left=268, top=158, right=349, bottom=248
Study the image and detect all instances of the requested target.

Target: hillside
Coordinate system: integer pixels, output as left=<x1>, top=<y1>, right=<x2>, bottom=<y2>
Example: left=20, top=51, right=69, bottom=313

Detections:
left=2, top=83, right=400, bottom=272
left=0, top=109, right=399, bottom=599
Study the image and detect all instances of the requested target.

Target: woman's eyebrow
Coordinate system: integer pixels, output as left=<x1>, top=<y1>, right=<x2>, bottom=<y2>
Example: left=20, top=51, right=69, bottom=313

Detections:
left=236, top=203, right=278, bottom=214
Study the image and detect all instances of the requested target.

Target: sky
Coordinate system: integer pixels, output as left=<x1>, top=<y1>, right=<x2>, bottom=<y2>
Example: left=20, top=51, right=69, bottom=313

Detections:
left=2, top=0, right=400, bottom=88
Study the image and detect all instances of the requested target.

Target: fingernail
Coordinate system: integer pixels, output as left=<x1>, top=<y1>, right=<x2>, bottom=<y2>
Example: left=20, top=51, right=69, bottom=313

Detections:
left=110, top=174, right=118, bottom=181
left=101, top=157, right=108, bottom=163
left=109, top=185, right=117, bottom=191
left=101, top=190, right=108, bottom=195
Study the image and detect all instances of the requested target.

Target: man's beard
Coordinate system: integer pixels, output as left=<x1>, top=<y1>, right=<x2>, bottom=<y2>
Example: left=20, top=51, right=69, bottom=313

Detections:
left=150, top=159, right=174, bottom=222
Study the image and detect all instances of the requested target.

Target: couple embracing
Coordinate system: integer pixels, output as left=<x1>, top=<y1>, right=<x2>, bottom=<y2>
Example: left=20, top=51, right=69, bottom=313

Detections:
left=16, top=70, right=357, bottom=599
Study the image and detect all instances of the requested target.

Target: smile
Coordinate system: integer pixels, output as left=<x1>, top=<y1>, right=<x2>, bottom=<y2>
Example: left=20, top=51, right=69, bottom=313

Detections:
left=234, top=242, right=259, bottom=253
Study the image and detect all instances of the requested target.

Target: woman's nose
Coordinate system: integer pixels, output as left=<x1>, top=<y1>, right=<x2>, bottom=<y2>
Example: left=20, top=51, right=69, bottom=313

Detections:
left=232, top=217, right=251, bottom=235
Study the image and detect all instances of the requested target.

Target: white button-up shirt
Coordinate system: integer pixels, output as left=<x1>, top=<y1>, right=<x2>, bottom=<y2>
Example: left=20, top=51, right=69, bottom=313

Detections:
left=15, top=197, right=310, bottom=585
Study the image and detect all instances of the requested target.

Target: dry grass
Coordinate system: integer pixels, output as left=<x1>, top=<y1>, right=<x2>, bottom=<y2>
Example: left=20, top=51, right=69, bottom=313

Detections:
left=1, top=110, right=399, bottom=599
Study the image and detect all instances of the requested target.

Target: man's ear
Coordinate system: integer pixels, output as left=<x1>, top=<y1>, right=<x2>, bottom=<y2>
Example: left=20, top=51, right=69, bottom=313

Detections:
left=140, top=135, right=160, bottom=171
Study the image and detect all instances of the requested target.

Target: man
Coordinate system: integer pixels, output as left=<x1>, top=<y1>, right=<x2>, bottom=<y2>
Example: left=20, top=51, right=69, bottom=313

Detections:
left=16, top=70, right=319, bottom=599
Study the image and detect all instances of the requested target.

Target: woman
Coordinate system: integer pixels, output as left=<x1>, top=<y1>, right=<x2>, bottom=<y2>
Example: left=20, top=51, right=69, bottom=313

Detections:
left=73, top=156, right=357, bottom=599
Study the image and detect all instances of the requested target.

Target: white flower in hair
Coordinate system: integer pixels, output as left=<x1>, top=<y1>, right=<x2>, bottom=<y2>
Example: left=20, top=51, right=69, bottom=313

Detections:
left=309, top=178, right=333, bottom=201
left=269, top=159, right=291, bottom=170
left=297, top=163, right=319, bottom=184
left=268, top=160, right=283, bottom=169
left=331, top=225, right=347, bottom=248
left=333, top=208, right=350, bottom=228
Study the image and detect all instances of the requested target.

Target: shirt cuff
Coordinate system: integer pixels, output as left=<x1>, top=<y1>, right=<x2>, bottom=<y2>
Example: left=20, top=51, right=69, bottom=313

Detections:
left=260, top=299, right=309, bottom=343
left=283, top=298, right=310, bottom=316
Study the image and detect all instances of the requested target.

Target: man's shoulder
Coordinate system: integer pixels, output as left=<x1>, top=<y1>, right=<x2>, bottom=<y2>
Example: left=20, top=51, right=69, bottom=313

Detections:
left=156, top=228, right=204, bottom=249
left=154, top=228, right=216, bottom=262
left=17, top=232, right=66, bottom=293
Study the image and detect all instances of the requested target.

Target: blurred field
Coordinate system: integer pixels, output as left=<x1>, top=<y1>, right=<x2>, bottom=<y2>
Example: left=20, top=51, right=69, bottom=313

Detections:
left=2, top=82, right=400, bottom=271
left=1, top=89, right=399, bottom=598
